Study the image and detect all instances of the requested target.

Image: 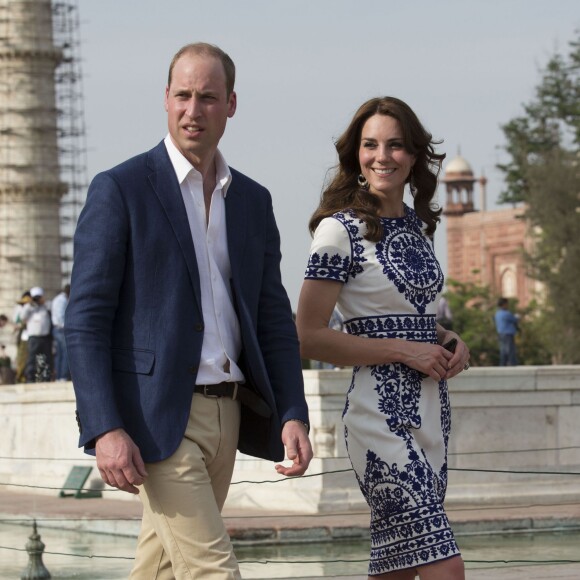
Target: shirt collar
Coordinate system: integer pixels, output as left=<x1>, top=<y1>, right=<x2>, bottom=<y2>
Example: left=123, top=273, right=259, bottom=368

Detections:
left=164, top=135, right=232, bottom=196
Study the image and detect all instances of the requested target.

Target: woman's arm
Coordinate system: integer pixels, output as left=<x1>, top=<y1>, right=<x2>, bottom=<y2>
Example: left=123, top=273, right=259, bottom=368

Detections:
left=297, top=279, right=464, bottom=382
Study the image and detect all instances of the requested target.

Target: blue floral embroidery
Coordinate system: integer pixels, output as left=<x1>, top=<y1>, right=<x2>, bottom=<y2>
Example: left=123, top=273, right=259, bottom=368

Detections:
left=341, top=312, right=456, bottom=573
left=305, top=211, right=366, bottom=282
left=345, top=314, right=437, bottom=342
left=437, top=382, right=452, bottom=496
left=371, top=364, right=422, bottom=431
left=305, top=250, right=351, bottom=282
left=342, top=366, right=359, bottom=419
left=375, top=210, right=443, bottom=314
left=361, top=444, right=459, bottom=574
left=308, top=204, right=456, bottom=574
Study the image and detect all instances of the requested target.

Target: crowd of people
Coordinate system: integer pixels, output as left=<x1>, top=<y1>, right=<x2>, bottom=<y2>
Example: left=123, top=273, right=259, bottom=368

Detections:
left=0, top=284, right=70, bottom=385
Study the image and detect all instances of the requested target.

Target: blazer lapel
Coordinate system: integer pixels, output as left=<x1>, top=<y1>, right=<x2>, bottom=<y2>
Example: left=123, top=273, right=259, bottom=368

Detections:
left=146, top=143, right=203, bottom=313
left=225, top=176, right=247, bottom=282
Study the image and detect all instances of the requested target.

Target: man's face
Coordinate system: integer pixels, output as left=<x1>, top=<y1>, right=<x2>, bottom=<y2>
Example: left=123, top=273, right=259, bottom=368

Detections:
left=164, top=53, right=236, bottom=170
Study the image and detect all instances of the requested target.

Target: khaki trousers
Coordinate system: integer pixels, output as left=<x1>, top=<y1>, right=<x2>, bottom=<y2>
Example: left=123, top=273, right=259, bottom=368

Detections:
left=130, top=393, right=242, bottom=580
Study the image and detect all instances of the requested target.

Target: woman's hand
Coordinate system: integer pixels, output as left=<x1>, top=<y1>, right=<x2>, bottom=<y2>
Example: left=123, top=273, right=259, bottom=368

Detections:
left=402, top=335, right=470, bottom=381
left=402, top=341, right=455, bottom=381
left=434, top=326, right=471, bottom=379
left=444, top=335, right=470, bottom=379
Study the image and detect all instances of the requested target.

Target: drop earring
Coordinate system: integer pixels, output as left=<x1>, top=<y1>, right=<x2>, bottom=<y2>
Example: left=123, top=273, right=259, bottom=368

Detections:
left=357, top=174, right=369, bottom=190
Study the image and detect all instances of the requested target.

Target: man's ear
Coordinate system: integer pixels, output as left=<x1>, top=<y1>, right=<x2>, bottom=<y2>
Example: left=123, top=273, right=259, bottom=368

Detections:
left=227, top=91, right=237, bottom=118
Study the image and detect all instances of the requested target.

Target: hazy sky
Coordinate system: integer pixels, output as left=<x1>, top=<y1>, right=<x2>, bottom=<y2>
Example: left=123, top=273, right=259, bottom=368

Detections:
left=77, top=0, right=579, bottom=309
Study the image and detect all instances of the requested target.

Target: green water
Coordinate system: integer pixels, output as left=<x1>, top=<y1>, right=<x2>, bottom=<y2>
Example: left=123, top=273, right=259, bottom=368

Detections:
left=1, top=523, right=578, bottom=579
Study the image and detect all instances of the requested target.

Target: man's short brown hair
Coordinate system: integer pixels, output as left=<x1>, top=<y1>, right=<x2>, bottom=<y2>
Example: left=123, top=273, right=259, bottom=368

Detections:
left=167, top=42, right=235, bottom=97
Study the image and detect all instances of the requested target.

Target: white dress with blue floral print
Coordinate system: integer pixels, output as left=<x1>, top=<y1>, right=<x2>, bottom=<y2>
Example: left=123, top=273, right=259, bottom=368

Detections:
left=305, top=205, right=460, bottom=575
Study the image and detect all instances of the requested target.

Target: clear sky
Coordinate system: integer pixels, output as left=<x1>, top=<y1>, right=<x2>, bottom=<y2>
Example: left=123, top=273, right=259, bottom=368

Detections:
left=77, top=0, right=579, bottom=309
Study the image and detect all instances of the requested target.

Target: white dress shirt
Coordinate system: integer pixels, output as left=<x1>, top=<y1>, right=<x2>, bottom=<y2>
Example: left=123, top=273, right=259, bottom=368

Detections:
left=164, top=135, right=244, bottom=385
left=51, top=291, right=68, bottom=328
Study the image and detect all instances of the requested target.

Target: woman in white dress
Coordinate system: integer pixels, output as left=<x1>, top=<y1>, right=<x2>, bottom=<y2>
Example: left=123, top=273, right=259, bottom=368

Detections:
left=296, top=97, right=469, bottom=580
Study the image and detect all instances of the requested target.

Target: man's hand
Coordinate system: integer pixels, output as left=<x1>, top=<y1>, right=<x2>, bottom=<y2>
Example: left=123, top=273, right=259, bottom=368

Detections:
left=275, top=420, right=313, bottom=477
left=95, top=428, right=148, bottom=494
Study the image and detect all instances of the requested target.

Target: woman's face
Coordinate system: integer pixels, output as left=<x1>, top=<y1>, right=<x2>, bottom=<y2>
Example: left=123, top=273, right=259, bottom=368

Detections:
left=358, top=114, right=415, bottom=199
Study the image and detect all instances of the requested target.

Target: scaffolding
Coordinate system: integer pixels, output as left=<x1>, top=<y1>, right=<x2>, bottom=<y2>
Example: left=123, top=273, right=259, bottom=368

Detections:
left=0, top=0, right=86, bottom=314
left=52, top=0, right=87, bottom=283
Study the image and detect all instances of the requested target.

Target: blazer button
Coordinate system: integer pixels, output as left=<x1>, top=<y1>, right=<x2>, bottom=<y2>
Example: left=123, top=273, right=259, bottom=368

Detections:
left=189, top=366, right=197, bottom=375
left=194, top=323, right=204, bottom=332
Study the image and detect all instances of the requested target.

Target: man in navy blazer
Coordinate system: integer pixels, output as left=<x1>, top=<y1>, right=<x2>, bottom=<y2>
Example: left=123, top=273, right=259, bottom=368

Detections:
left=65, top=42, right=312, bottom=579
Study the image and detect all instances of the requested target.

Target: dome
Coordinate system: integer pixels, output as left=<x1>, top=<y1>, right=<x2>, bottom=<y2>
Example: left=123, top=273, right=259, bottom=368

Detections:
left=445, top=154, right=474, bottom=176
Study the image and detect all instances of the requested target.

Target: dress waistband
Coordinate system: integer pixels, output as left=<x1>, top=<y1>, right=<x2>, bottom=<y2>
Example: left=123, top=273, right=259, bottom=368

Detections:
left=345, top=314, right=437, bottom=342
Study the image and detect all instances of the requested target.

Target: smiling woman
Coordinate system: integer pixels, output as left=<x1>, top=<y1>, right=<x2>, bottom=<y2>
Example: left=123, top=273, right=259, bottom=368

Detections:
left=296, top=96, right=470, bottom=579
left=308, top=97, right=446, bottom=244
left=358, top=114, right=416, bottom=215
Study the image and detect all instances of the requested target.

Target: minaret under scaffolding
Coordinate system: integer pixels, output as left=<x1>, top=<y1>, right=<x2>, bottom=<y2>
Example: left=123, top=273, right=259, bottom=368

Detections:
left=0, top=0, right=86, bottom=314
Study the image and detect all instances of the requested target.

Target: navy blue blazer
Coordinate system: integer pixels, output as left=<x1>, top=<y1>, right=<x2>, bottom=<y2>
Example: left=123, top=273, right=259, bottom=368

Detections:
left=65, top=141, right=309, bottom=463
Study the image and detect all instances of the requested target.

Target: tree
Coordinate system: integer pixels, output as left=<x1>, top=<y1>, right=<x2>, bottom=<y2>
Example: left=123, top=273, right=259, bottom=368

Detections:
left=498, top=33, right=580, bottom=204
left=444, top=279, right=551, bottom=366
left=498, top=31, right=580, bottom=362
left=443, top=279, right=498, bottom=366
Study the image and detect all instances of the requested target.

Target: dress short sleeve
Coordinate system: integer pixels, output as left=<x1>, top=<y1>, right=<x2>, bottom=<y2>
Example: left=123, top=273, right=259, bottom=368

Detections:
left=304, top=216, right=353, bottom=283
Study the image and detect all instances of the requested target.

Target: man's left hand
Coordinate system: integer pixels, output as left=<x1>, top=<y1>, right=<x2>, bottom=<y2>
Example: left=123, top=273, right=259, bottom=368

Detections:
left=275, top=420, right=313, bottom=477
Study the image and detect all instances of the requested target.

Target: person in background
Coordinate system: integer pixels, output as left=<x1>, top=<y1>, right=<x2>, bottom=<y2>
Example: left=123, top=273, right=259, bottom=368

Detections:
left=65, top=42, right=312, bottom=579
left=494, top=297, right=519, bottom=366
left=436, top=295, right=453, bottom=330
left=0, top=314, right=15, bottom=384
left=0, top=345, right=14, bottom=384
left=13, top=290, right=31, bottom=383
left=297, top=96, right=468, bottom=579
left=51, top=284, right=70, bottom=381
left=0, top=313, right=13, bottom=356
left=21, top=286, right=52, bottom=382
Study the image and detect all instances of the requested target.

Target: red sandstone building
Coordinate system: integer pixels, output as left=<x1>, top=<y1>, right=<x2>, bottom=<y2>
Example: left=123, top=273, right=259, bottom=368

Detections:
left=441, top=153, right=540, bottom=308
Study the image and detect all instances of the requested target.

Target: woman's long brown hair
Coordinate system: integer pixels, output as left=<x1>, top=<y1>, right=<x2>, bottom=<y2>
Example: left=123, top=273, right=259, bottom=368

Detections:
left=309, top=97, right=446, bottom=241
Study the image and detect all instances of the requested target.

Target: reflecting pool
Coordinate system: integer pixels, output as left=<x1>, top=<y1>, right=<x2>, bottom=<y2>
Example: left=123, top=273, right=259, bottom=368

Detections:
left=1, top=522, right=579, bottom=579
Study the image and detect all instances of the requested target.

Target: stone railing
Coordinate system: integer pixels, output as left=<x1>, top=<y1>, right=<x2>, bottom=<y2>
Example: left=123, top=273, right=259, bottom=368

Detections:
left=2, top=366, right=580, bottom=512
